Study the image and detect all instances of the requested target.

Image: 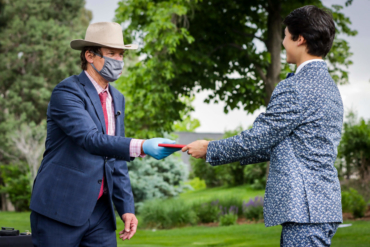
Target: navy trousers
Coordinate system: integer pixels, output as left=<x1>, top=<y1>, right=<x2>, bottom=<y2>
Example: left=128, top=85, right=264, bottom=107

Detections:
left=280, top=222, right=339, bottom=247
left=30, top=194, right=117, bottom=247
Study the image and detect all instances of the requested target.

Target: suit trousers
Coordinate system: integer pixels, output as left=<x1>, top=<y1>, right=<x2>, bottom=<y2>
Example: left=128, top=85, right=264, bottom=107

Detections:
left=30, top=194, right=117, bottom=247
left=280, top=222, right=339, bottom=247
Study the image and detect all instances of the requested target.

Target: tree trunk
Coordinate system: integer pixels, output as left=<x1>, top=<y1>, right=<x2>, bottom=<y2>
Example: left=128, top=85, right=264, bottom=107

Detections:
left=264, top=1, right=282, bottom=179
left=1, top=193, right=15, bottom=211
left=265, top=1, right=283, bottom=106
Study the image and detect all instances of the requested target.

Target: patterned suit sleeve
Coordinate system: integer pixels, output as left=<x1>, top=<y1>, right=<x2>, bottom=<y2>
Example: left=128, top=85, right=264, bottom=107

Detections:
left=206, top=80, right=302, bottom=166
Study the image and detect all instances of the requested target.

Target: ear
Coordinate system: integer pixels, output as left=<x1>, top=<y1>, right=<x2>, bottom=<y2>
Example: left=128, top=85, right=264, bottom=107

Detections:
left=85, top=50, right=95, bottom=64
left=297, top=35, right=306, bottom=47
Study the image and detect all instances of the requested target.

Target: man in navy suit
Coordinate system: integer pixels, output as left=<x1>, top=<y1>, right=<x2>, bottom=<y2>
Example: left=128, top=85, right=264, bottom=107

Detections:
left=183, top=6, right=343, bottom=247
left=30, top=22, right=178, bottom=247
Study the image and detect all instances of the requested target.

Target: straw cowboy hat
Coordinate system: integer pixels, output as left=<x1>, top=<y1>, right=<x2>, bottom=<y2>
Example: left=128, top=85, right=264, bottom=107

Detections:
left=70, top=22, right=138, bottom=50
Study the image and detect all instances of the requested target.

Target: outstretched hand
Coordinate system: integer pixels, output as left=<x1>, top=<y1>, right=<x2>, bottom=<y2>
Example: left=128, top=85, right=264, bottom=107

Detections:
left=182, top=140, right=210, bottom=159
left=142, top=138, right=178, bottom=160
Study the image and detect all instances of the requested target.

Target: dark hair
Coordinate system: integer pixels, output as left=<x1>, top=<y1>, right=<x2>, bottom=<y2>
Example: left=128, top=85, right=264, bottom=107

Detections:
left=80, top=46, right=103, bottom=70
left=283, top=5, right=335, bottom=57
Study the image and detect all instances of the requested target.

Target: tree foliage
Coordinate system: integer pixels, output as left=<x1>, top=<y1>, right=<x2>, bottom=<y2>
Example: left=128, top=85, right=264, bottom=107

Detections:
left=115, top=0, right=194, bottom=138
left=337, top=113, right=370, bottom=183
left=172, top=97, right=200, bottom=132
left=0, top=0, right=92, bottom=208
left=115, top=0, right=356, bottom=137
left=0, top=0, right=91, bottom=161
left=0, top=163, right=31, bottom=211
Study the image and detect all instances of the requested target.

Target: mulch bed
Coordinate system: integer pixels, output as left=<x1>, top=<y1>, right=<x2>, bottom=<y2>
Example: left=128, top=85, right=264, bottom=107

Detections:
left=342, top=205, right=370, bottom=221
left=198, top=206, right=370, bottom=227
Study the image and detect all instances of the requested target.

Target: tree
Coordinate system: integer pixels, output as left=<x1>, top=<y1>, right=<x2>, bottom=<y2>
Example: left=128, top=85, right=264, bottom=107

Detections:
left=172, top=97, right=200, bottom=132
left=338, top=112, right=370, bottom=184
left=115, top=0, right=356, bottom=138
left=0, top=0, right=91, bottom=160
left=6, top=121, right=46, bottom=185
left=0, top=0, right=92, bottom=208
left=0, top=0, right=91, bottom=126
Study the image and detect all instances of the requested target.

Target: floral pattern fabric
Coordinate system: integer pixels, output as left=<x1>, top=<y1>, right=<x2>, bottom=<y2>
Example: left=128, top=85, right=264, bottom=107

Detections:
left=206, top=61, right=343, bottom=227
left=280, top=222, right=339, bottom=247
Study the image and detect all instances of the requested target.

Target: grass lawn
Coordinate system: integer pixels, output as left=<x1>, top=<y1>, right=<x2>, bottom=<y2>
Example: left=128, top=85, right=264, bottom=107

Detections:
left=115, top=220, right=370, bottom=247
left=1, top=211, right=369, bottom=246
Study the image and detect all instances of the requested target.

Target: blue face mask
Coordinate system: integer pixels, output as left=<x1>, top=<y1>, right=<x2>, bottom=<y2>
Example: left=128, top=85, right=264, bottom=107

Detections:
left=91, top=52, right=124, bottom=82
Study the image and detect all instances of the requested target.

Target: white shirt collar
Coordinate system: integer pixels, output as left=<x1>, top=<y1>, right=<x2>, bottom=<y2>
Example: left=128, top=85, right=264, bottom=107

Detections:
left=295, top=59, right=324, bottom=75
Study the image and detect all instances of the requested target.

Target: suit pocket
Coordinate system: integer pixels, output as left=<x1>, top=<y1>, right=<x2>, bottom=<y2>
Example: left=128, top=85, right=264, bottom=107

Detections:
left=53, top=161, right=84, bottom=173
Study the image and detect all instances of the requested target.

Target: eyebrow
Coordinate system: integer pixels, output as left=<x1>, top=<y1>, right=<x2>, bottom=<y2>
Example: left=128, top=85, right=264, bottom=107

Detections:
left=107, top=49, right=124, bottom=54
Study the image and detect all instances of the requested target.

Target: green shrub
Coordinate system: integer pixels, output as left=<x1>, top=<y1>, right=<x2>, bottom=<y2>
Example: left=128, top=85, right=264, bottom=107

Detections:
left=219, top=206, right=238, bottom=226
left=192, top=196, right=244, bottom=223
left=185, top=177, right=206, bottom=191
left=0, top=164, right=31, bottom=211
left=193, top=200, right=220, bottom=223
left=243, top=196, right=264, bottom=222
left=190, top=127, right=268, bottom=188
left=342, top=188, right=367, bottom=218
left=217, top=196, right=243, bottom=216
left=139, top=198, right=197, bottom=229
left=219, top=213, right=238, bottom=226
left=244, top=163, right=267, bottom=189
left=128, top=155, right=191, bottom=209
left=190, top=156, right=231, bottom=187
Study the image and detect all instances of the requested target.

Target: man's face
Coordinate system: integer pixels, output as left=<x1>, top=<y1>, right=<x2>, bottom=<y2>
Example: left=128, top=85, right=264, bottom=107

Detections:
left=282, top=27, right=296, bottom=64
left=89, top=47, right=124, bottom=72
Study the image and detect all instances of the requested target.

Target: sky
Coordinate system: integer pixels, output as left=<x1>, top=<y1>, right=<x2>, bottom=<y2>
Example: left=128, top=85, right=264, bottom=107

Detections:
left=85, top=0, right=370, bottom=133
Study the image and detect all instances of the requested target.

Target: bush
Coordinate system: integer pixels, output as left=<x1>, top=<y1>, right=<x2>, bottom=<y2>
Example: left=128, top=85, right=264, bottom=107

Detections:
left=185, top=177, right=206, bottom=191
left=190, top=126, right=268, bottom=188
left=340, top=179, right=370, bottom=204
left=217, top=196, right=244, bottom=216
left=190, top=156, right=231, bottom=187
left=219, top=206, right=238, bottom=226
left=139, top=199, right=197, bottom=229
left=243, top=196, right=264, bottom=222
left=0, top=164, right=31, bottom=211
left=192, top=196, right=243, bottom=224
left=244, top=162, right=267, bottom=190
left=193, top=200, right=220, bottom=223
left=128, top=155, right=191, bottom=208
left=342, top=188, right=367, bottom=218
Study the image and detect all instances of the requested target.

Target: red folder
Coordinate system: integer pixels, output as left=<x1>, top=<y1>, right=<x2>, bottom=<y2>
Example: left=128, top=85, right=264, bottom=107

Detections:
left=158, top=144, right=186, bottom=148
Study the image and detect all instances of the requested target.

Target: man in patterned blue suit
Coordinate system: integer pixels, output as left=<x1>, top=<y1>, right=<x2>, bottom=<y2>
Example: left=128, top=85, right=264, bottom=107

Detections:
left=183, top=6, right=343, bottom=247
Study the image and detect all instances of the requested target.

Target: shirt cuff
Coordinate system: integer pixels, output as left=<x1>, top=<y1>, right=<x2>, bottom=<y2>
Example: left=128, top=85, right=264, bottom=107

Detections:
left=129, top=139, right=146, bottom=158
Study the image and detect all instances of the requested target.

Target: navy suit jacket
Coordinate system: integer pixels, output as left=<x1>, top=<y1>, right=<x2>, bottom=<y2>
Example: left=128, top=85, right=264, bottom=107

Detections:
left=206, top=61, right=343, bottom=227
left=30, top=71, right=135, bottom=227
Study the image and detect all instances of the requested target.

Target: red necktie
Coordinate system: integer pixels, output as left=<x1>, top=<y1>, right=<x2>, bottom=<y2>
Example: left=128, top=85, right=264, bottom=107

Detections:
left=98, top=91, right=108, bottom=200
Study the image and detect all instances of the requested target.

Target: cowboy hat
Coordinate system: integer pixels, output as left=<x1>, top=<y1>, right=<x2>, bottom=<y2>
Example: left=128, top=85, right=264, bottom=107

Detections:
left=70, top=22, right=138, bottom=50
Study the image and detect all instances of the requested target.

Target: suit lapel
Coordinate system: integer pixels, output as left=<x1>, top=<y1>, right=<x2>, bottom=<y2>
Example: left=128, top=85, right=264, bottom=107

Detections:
left=109, top=84, right=121, bottom=136
left=78, top=71, right=107, bottom=134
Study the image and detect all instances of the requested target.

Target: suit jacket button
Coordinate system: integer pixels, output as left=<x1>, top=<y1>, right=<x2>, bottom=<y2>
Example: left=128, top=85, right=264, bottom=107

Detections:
left=98, top=179, right=102, bottom=184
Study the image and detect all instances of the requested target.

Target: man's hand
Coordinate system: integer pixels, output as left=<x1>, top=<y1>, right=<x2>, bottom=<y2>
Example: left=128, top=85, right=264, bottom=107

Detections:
left=182, top=140, right=210, bottom=159
left=119, top=213, right=138, bottom=241
left=142, top=138, right=178, bottom=160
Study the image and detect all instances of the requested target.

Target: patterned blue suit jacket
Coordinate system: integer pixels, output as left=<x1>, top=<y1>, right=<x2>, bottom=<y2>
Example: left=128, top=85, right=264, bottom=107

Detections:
left=206, top=61, right=343, bottom=227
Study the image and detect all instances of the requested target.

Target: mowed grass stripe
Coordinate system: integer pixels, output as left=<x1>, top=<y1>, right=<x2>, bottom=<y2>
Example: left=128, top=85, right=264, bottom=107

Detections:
left=1, top=212, right=370, bottom=246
